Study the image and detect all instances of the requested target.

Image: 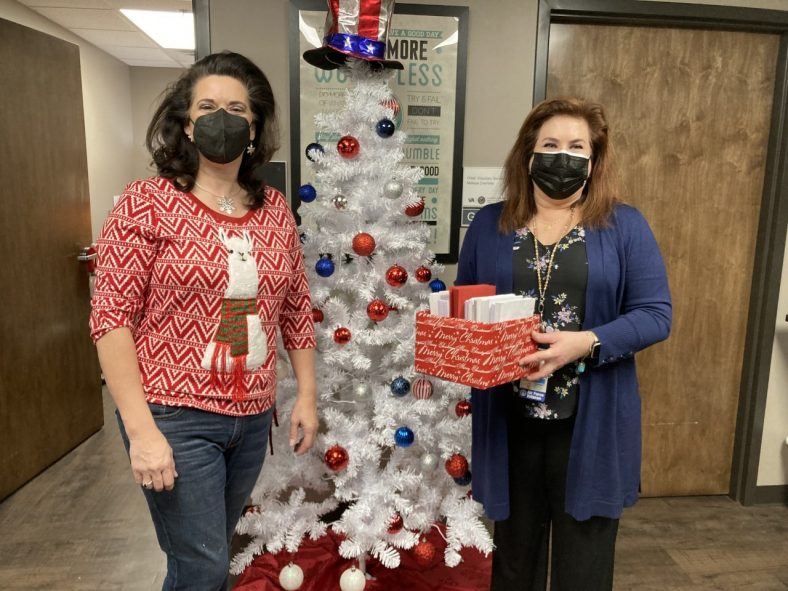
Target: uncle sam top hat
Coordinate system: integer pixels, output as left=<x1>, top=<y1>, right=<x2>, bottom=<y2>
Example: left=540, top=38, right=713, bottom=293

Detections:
left=303, top=0, right=404, bottom=70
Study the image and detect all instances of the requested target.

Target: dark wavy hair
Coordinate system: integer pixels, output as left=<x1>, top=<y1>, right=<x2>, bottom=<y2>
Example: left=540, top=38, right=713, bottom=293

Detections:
left=145, top=51, right=280, bottom=210
left=499, top=96, right=618, bottom=233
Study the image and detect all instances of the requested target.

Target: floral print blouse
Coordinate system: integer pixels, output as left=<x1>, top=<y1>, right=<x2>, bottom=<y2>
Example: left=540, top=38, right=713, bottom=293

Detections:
left=512, top=225, right=588, bottom=419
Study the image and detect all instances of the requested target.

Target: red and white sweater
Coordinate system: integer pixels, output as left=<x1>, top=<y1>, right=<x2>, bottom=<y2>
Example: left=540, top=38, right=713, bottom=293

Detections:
left=90, top=177, right=315, bottom=416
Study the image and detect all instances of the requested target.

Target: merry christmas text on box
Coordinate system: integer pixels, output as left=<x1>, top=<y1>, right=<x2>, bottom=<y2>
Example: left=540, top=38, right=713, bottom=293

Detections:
left=414, top=311, right=541, bottom=389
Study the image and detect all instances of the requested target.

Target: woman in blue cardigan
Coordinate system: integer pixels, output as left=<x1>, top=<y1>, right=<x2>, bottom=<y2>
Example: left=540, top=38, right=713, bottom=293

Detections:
left=456, top=97, right=671, bottom=590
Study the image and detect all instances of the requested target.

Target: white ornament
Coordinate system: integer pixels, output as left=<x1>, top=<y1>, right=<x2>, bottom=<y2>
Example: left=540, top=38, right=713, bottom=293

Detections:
left=279, top=563, right=304, bottom=590
left=421, top=453, right=438, bottom=471
left=383, top=180, right=404, bottom=199
left=339, top=566, right=366, bottom=591
left=354, top=383, right=370, bottom=398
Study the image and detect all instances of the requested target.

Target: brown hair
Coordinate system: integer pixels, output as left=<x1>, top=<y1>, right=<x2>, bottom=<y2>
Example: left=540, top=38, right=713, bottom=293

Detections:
left=146, top=51, right=280, bottom=210
left=498, top=97, right=618, bottom=233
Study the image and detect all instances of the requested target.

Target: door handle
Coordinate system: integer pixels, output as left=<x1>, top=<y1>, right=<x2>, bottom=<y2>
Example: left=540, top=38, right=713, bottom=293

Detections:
left=78, top=245, right=97, bottom=273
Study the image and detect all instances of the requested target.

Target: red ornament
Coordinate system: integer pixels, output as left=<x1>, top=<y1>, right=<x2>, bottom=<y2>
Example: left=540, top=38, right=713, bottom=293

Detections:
left=386, top=265, right=408, bottom=287
left=405, top=198, right=425, bottom=217
left=387, top=513, right=404, bottom=534
left=312, top=307, right=324, bottom=323
left=367, top=299, right=389, bottom=322
left=352, top=232, right=376, bottom=257
left=455, top=400, right=471, bottom=417
left=445, top=453, right=469, bottom=478
left=334, top=327, right=352, bottom=345
left=324, top=445, right=349, bottom=472
left=413, top=539, right=437, bottom=567
left=412, top=378, right=433, bottom=400
left=337, top=135, right=360, bottom=159
left=415, top=266, right=432, bottom=283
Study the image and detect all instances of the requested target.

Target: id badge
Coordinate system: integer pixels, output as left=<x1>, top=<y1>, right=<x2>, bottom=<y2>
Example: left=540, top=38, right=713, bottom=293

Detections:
left=518, top=376, right=549, bottom=403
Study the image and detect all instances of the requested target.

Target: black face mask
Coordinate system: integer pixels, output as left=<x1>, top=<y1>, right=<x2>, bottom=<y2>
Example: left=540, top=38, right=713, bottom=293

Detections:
left=191, top=109, right=251, bottom=164
left=530, top=151, right=590, bottom=200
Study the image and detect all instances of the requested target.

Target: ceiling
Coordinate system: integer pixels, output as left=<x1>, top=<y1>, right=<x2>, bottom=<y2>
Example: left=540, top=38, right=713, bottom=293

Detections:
left=19, top=0, right=194, bottom=68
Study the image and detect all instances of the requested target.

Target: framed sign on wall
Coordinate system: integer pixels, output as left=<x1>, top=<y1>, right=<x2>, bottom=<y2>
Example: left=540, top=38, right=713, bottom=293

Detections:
left=289, top=0, right=469, bottom=263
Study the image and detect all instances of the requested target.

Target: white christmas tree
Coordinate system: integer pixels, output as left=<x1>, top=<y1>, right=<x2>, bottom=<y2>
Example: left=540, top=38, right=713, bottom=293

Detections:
left=232, top=60, right=492, bottom=584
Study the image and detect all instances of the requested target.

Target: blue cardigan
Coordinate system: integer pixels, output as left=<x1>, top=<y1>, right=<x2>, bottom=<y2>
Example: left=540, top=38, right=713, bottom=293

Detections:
left=456, top=201, right=671, bottom=522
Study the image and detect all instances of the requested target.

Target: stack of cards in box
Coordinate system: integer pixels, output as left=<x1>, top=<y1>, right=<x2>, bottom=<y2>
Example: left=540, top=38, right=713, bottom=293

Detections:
left=429, top=285, right=536, bottom=323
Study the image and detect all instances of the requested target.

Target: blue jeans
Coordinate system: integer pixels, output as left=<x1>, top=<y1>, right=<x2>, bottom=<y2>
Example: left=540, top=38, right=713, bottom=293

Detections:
left=117, top=403, right=273, bottom=591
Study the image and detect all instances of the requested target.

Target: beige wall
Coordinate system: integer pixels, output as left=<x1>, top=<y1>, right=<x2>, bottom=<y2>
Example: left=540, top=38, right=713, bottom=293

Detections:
left=129, top=67, right=185, bottom=182
left=0, top=0, right=135, bottom=240
left=210, top=0, right=787, bottom=488
left=758, top=237, right=788, bottom=487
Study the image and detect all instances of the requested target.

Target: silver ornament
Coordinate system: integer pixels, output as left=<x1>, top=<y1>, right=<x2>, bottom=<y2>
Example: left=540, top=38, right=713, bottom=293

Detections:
left=353, top=383, right=370, bottom=398
left=383, top=180, right=404, bottom=199
left=333, top=194, right=348, bottom=209
left=421, top=453, right=438, bottom=471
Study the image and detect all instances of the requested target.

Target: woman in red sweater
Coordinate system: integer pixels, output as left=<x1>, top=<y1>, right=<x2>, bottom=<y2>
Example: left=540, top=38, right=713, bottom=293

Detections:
left=90, top=52, right=317, bottom=590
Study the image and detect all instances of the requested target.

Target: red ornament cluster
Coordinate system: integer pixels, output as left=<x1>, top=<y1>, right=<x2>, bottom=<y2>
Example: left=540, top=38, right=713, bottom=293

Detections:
left=405, top=198, right=425, bottom=217
left=337, top=135, right=360, bottom=159
left=445, top=453, right=469, bottom=478
left=367, top=299, right=389, bottom=322
left=334, top=327, right=352, bottom=345
left=412, top=539, right=437, bottom=567
left=324, top=445, right=349, bottom=472
left=386, top=265, right=408, bottom=287
left=352, top=232, right=376, bottom=257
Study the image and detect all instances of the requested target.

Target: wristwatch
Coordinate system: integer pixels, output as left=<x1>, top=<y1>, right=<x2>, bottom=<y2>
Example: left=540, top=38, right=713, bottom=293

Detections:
left=588, top=332, right=601, bottom=360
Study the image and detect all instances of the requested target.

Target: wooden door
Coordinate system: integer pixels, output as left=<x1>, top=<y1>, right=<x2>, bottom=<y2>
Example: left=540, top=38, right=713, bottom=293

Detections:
left=547, top=24, right=778, bottom=495
left=0, top=19, right=103, bottom=500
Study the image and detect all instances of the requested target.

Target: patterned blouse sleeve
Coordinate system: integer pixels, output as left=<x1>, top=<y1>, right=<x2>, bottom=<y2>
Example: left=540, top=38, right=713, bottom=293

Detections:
left=279, top=207, right=316, bottom=350
left=89, top=181, right=158, bottom=342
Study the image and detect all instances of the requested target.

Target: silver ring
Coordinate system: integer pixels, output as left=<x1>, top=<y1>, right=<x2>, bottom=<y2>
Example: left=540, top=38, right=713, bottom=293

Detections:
left=142, top=480, right=153, bottom=488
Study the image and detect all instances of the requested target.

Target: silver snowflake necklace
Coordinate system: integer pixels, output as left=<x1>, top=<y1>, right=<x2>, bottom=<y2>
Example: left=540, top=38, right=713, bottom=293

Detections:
left=194, top=180, right=239, bottom=215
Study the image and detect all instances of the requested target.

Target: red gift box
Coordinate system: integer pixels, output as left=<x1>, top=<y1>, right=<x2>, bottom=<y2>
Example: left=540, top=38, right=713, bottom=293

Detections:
left=414, top=310, right=540, bottom=389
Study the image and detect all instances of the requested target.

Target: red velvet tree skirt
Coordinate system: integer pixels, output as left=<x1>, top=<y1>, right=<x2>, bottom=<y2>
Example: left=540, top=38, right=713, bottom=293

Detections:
left=234, top=527, right=492, bottom=591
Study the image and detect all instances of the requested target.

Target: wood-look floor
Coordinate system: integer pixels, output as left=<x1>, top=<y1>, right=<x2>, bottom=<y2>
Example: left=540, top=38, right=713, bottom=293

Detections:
left=1, top=390, right=786, bottom=590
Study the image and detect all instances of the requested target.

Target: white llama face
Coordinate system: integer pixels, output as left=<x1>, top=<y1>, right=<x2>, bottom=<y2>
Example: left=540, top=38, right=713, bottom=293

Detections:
left=219, top=229, right=254, bottom=263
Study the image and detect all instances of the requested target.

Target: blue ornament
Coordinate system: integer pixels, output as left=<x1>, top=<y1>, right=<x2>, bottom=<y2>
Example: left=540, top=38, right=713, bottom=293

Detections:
left=394, top=426, right=415, bottom=448
left=375, top=118, right=396, bottom=138
left=429, top=279, right=446, bottom=293
left=454, top=470, right=472, bottom=486
left=315, top=256, right=335, bottom=277
left=390, top=376, right=411, bottom=397
left=305, top=142, right=324, bottom=161
left=298, top=184, right=317, bottom=203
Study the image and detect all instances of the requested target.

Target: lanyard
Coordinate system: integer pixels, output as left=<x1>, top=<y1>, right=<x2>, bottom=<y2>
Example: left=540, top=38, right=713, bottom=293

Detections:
left=531, top=206, right=576, bottom=330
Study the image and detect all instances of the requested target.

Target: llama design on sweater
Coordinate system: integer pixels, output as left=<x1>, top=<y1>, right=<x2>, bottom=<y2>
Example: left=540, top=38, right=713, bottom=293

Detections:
left=201, top=229, right=267, bottom=399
